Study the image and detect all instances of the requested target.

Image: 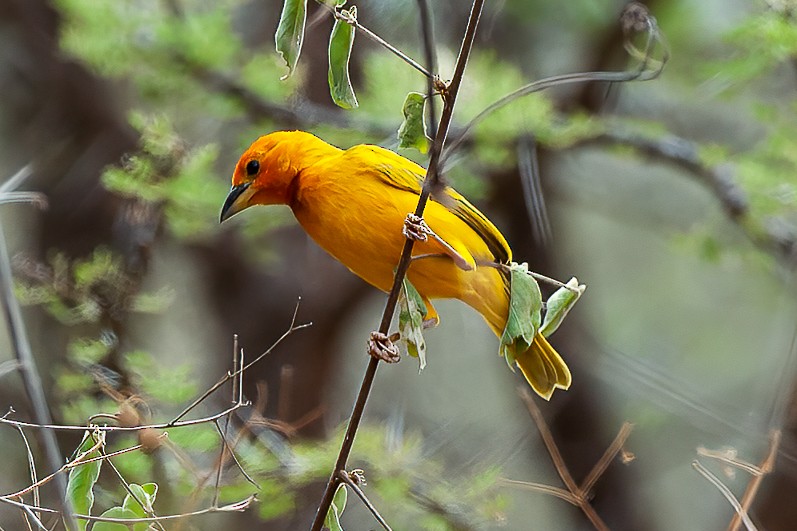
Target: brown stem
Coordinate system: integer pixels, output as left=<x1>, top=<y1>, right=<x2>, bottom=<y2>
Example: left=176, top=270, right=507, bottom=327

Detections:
left=727, top=429, right=781, bottom=531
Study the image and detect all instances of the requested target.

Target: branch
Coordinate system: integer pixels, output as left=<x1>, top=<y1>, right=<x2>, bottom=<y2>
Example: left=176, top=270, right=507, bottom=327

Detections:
left=583, top=127, right=797, bottom=266
left=444, top=3, right=669, bottom=161
left=518, top=388, right=635, bottom=531
left=316, top=0, right=433, bottom=79
left=692, top=461, right=758, bottom=531
left=338, top=470, right=392, bottom=531
left=309, top=1, right=486, bottom=528
left=0, top=167, right=77, bottom=530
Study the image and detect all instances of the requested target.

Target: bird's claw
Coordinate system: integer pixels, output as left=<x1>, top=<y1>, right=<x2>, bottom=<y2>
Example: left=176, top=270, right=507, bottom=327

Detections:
left=403, top=213, right=431, bottom=242
left=368, top=331, right=400, bottom=363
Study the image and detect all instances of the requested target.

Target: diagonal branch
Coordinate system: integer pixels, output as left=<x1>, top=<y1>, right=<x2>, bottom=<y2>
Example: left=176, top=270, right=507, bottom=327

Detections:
left=309, top=1, right=486, bottom=528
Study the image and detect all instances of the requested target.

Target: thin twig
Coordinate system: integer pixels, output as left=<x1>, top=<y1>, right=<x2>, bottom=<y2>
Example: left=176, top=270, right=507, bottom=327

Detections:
left=498, top=478, right=578, bottom=505
left=101, top=446, right=167, bottom=531
left=0, top=169, right=75, bottom=529
left=727, top=429, right=781, bottom=531
left=14, top=426, right=40, bottom=523
left=316, top=1, right=433, bottom=79
left=309, top=1, right=486, bottom=528
left=417, top=0, right=438, bottom=138
left=443, top=9, right=668, bottom=160
left=692, top=461, right=757, bottom=531
left=1, top=403, right=247, bottom=432
left=338, top=471, right=392, bottom=531
left=519, top=388, right=611, bottom=531
left=0, top=494, right=256, bottom=523
left=580, top=422, right=634, bottom=495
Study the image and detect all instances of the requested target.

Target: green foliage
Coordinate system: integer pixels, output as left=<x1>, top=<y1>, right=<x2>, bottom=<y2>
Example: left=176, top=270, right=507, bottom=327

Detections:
left=500, top=262, right=543, bottom=369
left=275, top=0, right=307, bottom=79
left=93, top=483, right=158, bottom=531
left=397, top=278, right=428, bottom=370
left=324, top=484, right=348, bottom=531
left=102, top=113, right=228, bottom=241
left=124, top=350, right=198, bottom=403
left=540, top=277, right=585, bottom=337
left=328, top=6, right=360, bottom=109
left=398, top=92, right=430, bottom=153
left=66, top=432, right=103, bottom=530
left=14, top=248, right=131, bottom=325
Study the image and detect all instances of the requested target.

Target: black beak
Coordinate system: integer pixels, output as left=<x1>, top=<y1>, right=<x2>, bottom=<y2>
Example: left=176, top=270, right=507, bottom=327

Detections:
left=220, top=182, right=252, bottom=223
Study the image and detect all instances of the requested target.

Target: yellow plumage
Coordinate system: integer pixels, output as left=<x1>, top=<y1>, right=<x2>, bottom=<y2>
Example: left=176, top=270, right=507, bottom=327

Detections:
left=220, top=131, right=571, bottom=399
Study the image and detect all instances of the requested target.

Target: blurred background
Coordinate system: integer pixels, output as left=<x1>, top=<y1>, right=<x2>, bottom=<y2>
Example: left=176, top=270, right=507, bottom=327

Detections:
left=1, top=0, right=796, bottom=529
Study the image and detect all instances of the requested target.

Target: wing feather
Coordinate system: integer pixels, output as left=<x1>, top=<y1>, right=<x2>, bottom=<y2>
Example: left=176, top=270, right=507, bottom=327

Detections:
left=346, top=145, right=512, bottom=264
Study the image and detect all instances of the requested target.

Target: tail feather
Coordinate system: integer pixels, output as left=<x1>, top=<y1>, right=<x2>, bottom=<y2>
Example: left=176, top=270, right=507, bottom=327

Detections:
left=515, top=333, right=571, bottom=400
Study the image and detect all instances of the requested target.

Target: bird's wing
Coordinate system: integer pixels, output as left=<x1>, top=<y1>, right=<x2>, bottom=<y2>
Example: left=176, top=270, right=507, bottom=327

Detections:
left=349, top=145, right=512, bottom=264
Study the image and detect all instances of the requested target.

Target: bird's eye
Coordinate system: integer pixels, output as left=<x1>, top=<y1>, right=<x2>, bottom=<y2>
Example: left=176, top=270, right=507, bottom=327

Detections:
left=245, top=160, right=260, bottom=176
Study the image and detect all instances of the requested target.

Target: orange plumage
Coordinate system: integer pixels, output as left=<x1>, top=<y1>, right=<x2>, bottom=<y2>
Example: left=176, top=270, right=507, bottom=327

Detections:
left=220, top=130, right=570, bottom=399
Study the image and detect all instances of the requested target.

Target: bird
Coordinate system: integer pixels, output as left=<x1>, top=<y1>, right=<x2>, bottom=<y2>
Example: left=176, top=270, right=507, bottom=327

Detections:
left=220, top=130, right=570, bottom=399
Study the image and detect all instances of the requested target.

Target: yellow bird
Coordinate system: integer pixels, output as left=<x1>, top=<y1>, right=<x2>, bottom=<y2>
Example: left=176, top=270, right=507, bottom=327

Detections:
left=220, top=131, right=570, bottom=399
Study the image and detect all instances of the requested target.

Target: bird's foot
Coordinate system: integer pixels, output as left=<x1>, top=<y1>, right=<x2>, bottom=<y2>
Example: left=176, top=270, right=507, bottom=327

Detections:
left=368, top=331, right=400, bottom=363
left=403, top=213, right=432, bottom=242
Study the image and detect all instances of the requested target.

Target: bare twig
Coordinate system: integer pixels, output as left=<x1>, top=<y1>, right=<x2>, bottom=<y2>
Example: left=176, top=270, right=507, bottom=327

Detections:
left=498, top=478, right=577, bottom=504
left=14, top=426, right=41, bottom=524
left=518, top=388, right=623, bottom=531
left=727, top=429, right=781, bottom=531
left=0, top=494, right=256, bottom=524
left=101, top=445, right=167, bottom=531
left=0, top=167, right=75, bottom=530
left=580, top=421, right=634, bottom=495
left=316, top=1, right=433, bottom=79
left=338, top=470, right=392, bottom=531
left=443, top=4, right=668, bottom=161
left=310, top=1, right=486, bottom=528
left=693, top=461, right=757, bottom=531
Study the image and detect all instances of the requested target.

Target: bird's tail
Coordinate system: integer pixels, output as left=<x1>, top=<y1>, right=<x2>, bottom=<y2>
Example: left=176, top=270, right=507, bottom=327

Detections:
left=515, top=333, right=571, bottom=400
left=468, top=266, right=571, bottom=400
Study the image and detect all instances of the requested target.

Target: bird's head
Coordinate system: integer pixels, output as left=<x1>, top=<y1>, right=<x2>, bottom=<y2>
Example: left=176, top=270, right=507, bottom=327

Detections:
left=220, top=131, right=318, bottom=222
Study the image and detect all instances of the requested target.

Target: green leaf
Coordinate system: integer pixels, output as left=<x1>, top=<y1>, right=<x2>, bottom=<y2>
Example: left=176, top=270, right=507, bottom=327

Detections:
left=275, top=0, right=307, bottom=80
left=398, top=278, right=428, bottom=371
left=499, top=262, right=543, bottom=370
left=397, top=92, right=430, bottom=153
left=324, top=484, right=348, bottom=531
left=66, top=431, right=103, bottom=531
left=539, top=277, right=585, bottom=337
left=328, top=6, right=359, bottom=109
left=122, top=483, right=157, bottom=518
left=92, top=506, right=141, bottom=531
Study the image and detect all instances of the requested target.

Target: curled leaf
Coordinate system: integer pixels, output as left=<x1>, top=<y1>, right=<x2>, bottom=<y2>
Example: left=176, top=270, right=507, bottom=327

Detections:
left=398, top=278, right=428, bottom=371
left=66, top=431, right=103, bottom=531
left=324, top=484, right=348, bottom=531
left=540, top=277, right=585, bottom=337
left=275, top=0, right=307, bottom=80
left=328, top=6, right=359, bottom=109
left=397, top=92, right=430, bottom=153
left=499, top=262, right=542, bottom=370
